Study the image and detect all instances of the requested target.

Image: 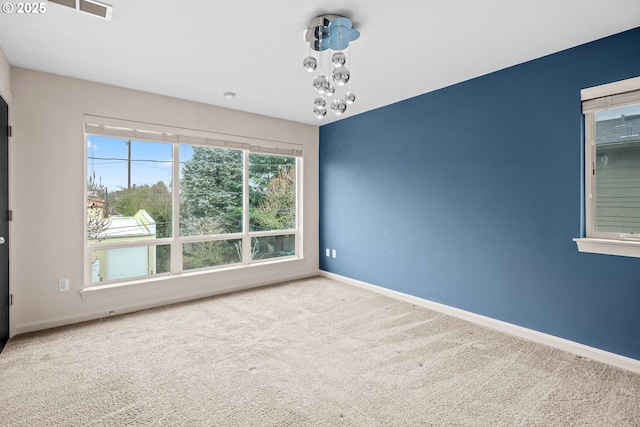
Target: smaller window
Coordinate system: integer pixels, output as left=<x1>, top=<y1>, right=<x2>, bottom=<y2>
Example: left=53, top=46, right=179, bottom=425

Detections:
left=593, top=105, right=640, bottom=235
left=575, top=76, right=640, bottom=258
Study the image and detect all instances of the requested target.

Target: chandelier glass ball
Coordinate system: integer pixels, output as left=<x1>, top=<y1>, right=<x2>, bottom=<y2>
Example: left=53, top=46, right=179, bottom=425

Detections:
left=313, top=75, right=329, bottom=94
left=331, top=98, right=347, bottom=115
left=314, top=97, right=326, bottom=108
left=332, top=66, right=350, bottom=86
left=332, top=52, right=346, bottom=67
left=325, top=84, right=335, bottom=96
left=345, top=92, right=356, bottom=104
left=303, top=56, right=317, bottom=72
left=313, top=106, right=327, bottom=119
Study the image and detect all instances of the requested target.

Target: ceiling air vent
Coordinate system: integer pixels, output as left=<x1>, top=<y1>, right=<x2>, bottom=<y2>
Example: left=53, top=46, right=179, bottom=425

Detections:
left=48, top=0, right=113, bottom=21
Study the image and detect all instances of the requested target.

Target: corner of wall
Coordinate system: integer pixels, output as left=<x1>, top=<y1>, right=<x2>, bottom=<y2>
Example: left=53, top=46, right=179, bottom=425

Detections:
left=0, top=45, right=12, bottom=103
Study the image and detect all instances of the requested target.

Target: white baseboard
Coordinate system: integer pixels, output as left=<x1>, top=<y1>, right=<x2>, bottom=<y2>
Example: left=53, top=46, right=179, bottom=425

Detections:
left=14, top=271, right=318, bottom=336
left=319, top=271, right=640, bottom=374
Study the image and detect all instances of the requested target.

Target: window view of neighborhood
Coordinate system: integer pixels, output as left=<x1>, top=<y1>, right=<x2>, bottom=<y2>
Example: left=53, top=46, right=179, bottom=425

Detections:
left=87, top=135, right=297, bottom=285
left=595, top=103, right=640, bottom=233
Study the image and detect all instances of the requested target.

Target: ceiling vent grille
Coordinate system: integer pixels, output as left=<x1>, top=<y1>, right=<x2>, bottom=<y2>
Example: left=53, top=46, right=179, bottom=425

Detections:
left=48, top=0, right=113, bottom=20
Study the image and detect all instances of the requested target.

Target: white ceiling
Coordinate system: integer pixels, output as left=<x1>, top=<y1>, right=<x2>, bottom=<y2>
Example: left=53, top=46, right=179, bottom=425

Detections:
left=1, top=0, right=639, bottom=126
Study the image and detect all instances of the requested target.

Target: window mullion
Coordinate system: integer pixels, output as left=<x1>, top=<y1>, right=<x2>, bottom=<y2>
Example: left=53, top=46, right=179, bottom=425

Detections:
left=295, top=156, right=302, bottom=258
left=242, top=150, right=251, bottom=264
left=84, top=134, right=91, bottom=286
left=585, top=112, right=596, bottom=237
left=170, top=143, right=182, bottom=274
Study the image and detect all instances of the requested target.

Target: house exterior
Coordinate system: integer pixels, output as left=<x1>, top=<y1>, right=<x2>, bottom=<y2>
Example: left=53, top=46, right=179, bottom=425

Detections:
left=595, top=114, right=640, bottom=233
left=90, top=210, right=157, bottom=284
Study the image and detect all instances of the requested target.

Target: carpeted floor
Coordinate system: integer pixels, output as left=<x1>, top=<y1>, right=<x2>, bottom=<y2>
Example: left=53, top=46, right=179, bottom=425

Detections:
left=1, top=276, right=639, bottom=426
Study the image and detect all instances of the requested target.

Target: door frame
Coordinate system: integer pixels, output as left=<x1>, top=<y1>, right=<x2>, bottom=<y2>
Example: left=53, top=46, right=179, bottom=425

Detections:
left=0, top=91, right=12, bottom=348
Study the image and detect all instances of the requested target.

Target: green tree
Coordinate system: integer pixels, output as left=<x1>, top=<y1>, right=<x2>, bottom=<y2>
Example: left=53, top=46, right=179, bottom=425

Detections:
left=251, top=167, right=295, bottom=231
left=181, top=146, right=243, bottom=235
left=182, top=240, right=241, bottom=271
left=111, top=181, right=172, bottom=238
left=249, top=154, right=295, bottom=207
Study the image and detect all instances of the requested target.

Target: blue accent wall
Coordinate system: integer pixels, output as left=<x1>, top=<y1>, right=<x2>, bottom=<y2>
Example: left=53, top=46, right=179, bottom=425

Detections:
left=319, top=27, right=640, bottom=360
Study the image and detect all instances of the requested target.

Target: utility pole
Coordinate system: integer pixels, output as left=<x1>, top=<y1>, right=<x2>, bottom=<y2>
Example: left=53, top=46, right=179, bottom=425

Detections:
left=125, top=140, right=131, bottom=189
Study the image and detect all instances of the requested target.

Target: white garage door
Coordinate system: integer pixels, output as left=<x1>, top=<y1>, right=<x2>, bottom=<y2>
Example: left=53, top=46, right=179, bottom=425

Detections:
left=106, top=246, right=148, bottom=281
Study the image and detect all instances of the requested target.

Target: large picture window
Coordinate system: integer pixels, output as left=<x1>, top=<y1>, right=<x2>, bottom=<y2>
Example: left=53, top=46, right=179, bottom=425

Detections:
left=576, top=76, right=640, bottom=258
left=85, top=117, right=301, bottom=286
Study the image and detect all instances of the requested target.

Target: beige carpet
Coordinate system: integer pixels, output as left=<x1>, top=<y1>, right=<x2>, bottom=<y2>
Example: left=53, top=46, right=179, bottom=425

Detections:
left=1, top=276, right=639, bottom=426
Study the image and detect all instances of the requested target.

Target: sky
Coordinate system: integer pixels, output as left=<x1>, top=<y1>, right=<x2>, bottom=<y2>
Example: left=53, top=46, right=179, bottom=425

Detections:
left=87, top=135, right=193, bottom=192
left=86, top=135, right=294, bottom=193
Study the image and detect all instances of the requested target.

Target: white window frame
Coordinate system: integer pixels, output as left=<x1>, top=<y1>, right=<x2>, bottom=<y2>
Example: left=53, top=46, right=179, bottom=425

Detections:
left=575, top=76, right=640, bottom=258
left=84, top=115, right=303, bottom=287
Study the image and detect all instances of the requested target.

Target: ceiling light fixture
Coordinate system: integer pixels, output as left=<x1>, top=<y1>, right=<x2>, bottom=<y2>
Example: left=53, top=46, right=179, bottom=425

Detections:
left=223, top=92, right=236, bottom=99
left=303, top=14, right=360, bottom=119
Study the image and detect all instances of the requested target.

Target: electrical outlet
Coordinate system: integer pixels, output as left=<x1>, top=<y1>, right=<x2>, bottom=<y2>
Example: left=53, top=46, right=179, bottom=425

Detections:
left=326, top=248, right=330, bottom=257
left=332, top=249, right=337, bottom=258
left=58, top=278, right=69, bottom=292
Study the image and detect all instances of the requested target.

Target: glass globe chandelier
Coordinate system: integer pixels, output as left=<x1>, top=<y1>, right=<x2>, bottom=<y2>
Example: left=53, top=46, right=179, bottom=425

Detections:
left=302, top=15, right=360, bottom=119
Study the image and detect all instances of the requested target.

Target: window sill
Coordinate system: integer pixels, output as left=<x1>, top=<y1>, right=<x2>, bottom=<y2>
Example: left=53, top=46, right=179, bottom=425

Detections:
left=574, top=238, right=640, bottom=258
left=79, top=257, right=306, bottom=301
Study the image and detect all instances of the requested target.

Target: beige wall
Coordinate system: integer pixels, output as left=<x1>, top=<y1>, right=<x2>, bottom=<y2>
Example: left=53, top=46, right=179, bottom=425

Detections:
left=10, top=67, right=319, bottom=334
left=0, top=47, right=10, bottom=103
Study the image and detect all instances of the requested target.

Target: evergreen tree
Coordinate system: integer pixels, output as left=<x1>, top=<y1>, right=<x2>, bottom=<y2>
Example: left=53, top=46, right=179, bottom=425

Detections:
left=181, top=146, right=243, bottom=235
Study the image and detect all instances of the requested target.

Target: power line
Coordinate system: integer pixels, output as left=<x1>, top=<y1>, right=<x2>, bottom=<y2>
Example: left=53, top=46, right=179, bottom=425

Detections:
left=87, top=156, right=171, bottom=163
